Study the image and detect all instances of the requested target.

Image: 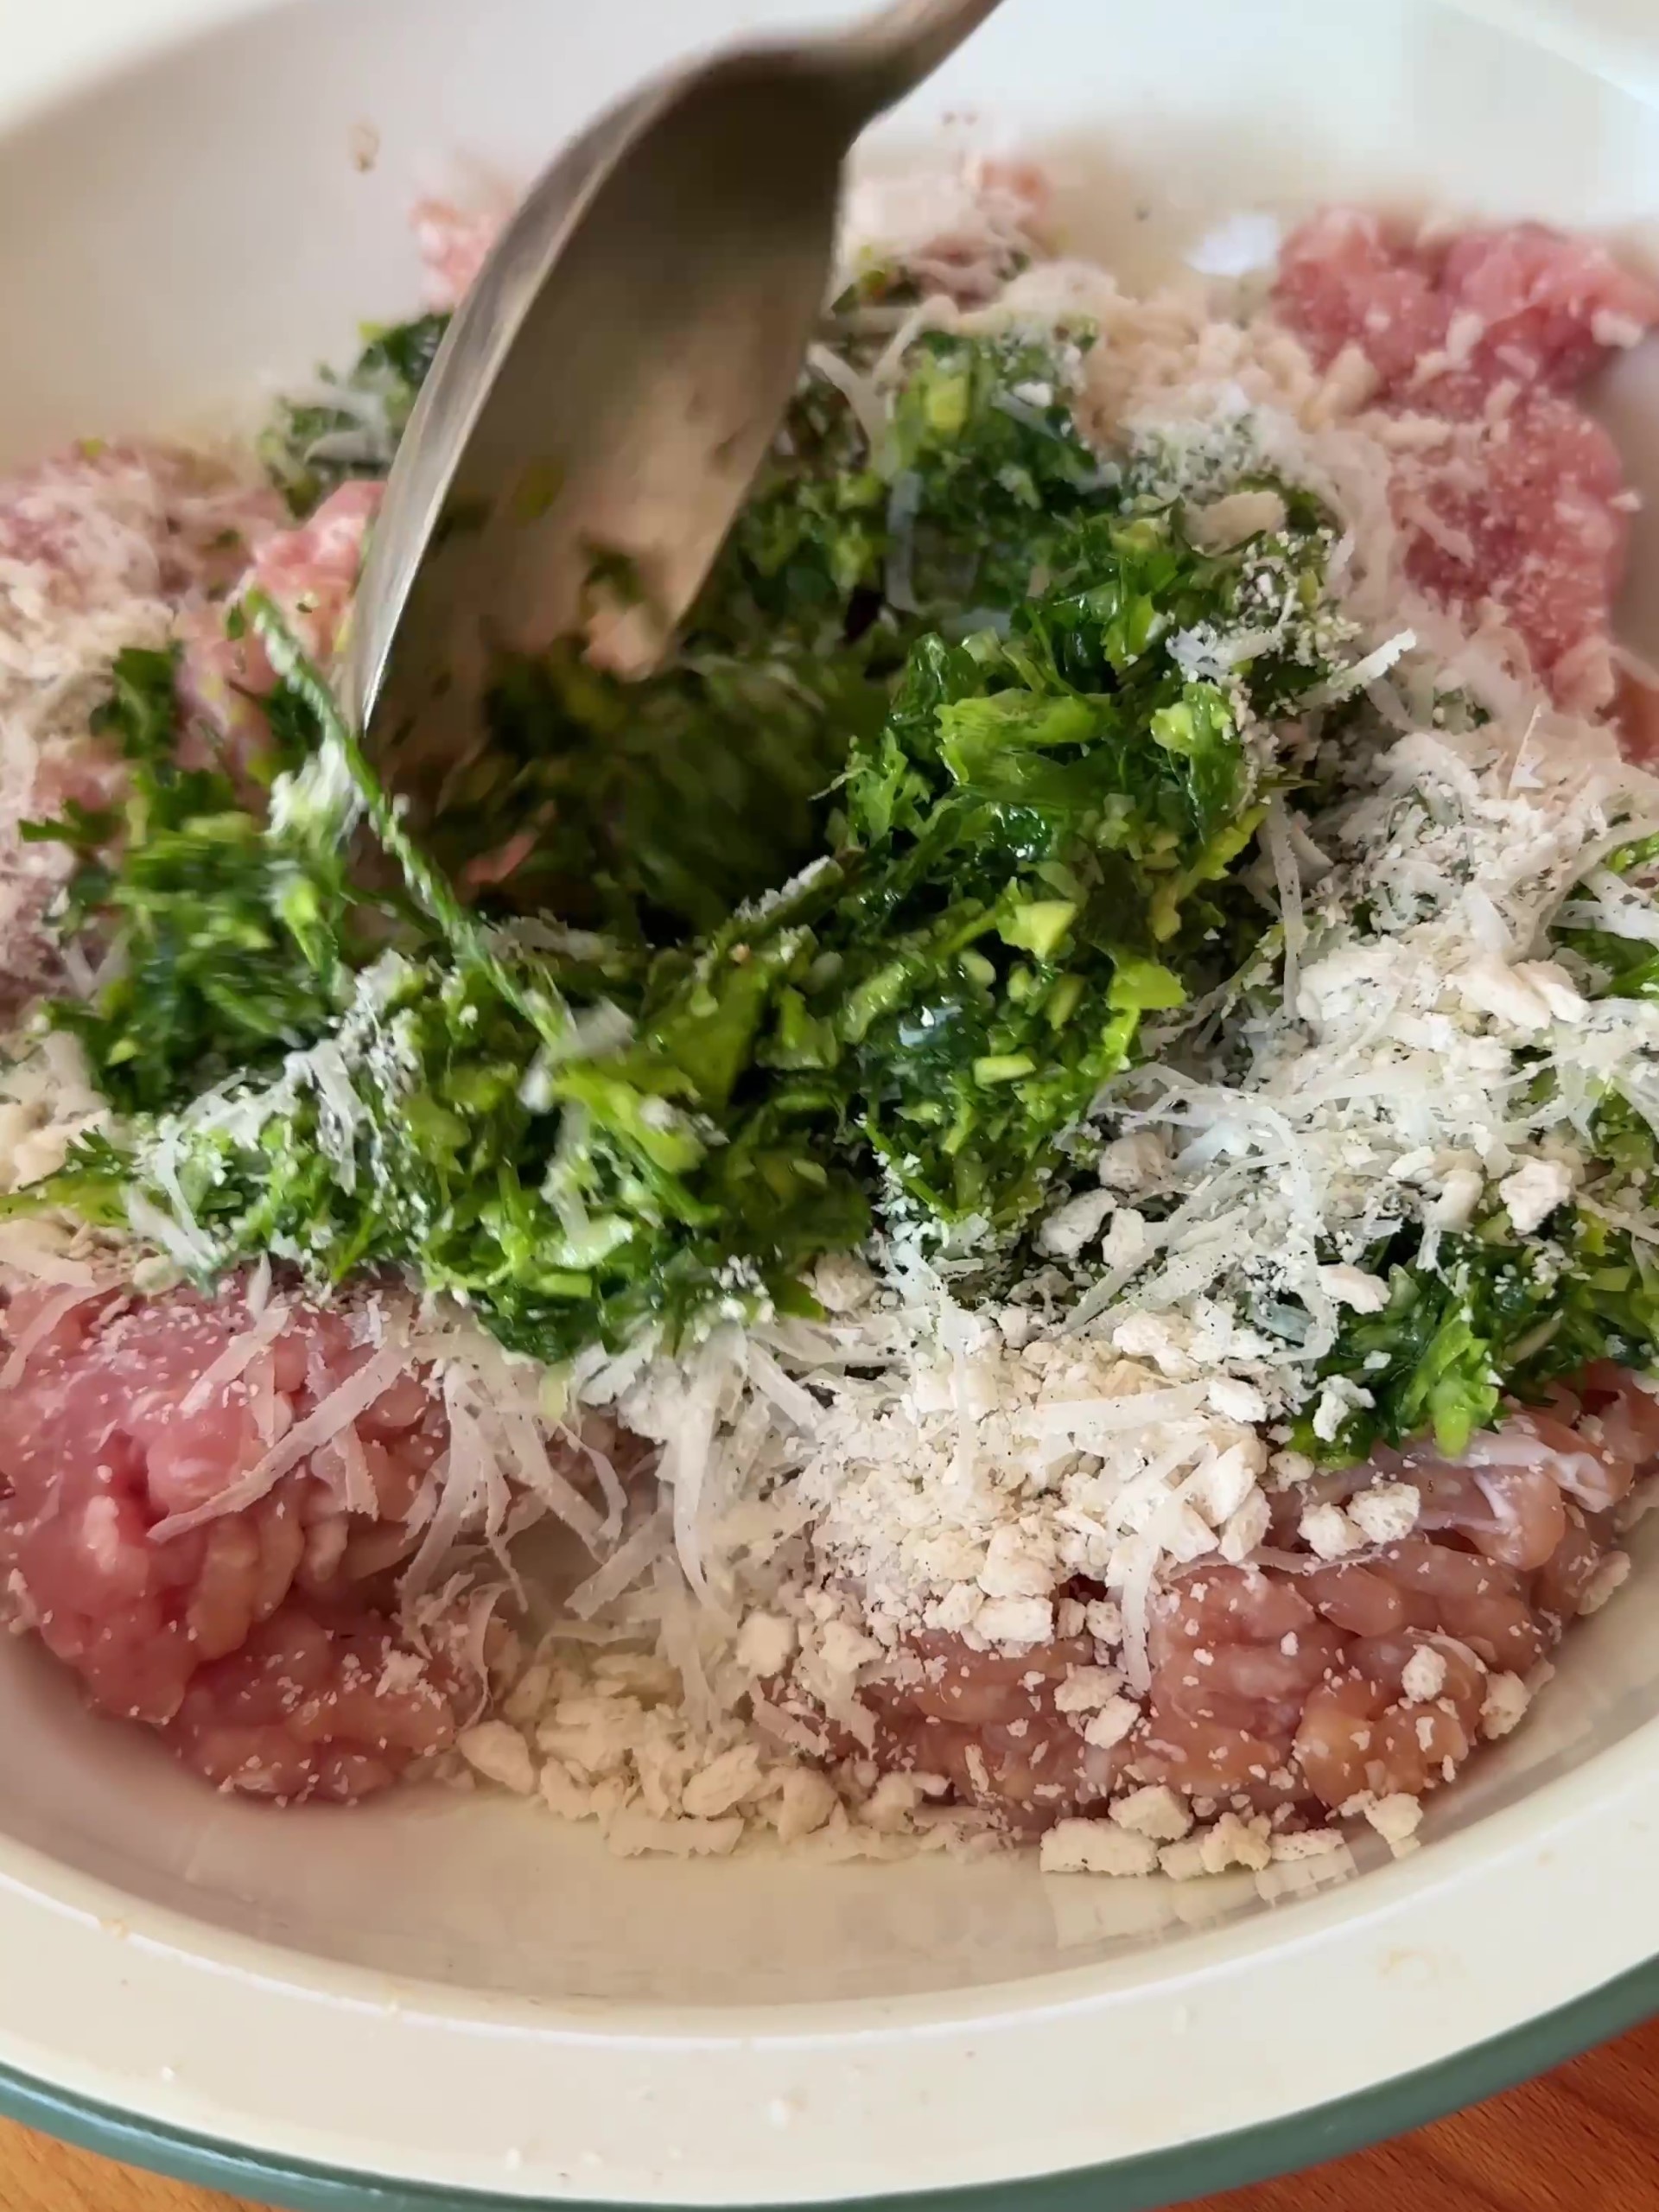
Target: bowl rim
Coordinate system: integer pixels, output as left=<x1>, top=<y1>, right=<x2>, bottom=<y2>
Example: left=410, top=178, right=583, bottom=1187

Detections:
left=3, top=1955, right=1656, bottom=2211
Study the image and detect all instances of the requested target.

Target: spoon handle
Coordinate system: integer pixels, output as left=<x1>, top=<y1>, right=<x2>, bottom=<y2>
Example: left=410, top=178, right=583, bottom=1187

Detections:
left=838, top=0, right=1007, bottom=107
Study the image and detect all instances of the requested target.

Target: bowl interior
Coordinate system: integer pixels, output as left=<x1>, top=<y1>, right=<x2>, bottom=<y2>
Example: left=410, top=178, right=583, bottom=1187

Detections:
left=3, top=0, right=1659, bottom=2015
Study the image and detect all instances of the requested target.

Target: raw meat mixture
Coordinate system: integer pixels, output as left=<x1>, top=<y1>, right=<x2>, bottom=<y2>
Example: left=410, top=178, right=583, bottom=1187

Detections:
left=2, top=185, right=1657, bottom=1876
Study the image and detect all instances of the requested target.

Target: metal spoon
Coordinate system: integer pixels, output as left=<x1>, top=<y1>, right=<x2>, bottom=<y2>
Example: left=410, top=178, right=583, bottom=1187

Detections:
left=342, top=0, right=1007, bottom=779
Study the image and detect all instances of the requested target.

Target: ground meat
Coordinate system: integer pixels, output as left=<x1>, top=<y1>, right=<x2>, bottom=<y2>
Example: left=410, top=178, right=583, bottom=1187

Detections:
left=1274, top=209, right=1659, bottom=714
left=0, top=1278, right=474, bottom=1802
left=178, top=477, right=383, bottom=758
left=410, top=196, right=509, bottom=312
left=860, top=1370, right=1656, bottom=1838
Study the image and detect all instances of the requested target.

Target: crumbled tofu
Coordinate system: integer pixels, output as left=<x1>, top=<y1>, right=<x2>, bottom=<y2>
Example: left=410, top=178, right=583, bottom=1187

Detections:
left=1037, top=1187, right=1116, bottom=1259
left=1082, top=1695, right=1142, bottom=1751
left=817, top=1619, right=883, bottom=1677
left=1300, top=1501, right=1360, bottom=1560
left=1219, top=1489, right=1271, bottom=1563
left=1349, top=1480, right=1421, bottom=1544
left=1429, top=1166, right=1484, bottom=1230
left=861, top=1772, right=931, bottom=1832
left=1110, top=1312, right=1192, bottom=1376
left=1109, top=1784, right=1192, bottom=1843
left=1084, top=1599, right=1125, bottom=1646
left=1187, top=486, right=1288, bottom=552
left=1053, top=1665, right=1124, bottom=1713
left=1579, top=1551, right=1631, bottom=1615
left=1310, top=1376, right=1372, bottom=1444
left=1198, top=1812, right=1272, bottom=1874
left=681, top=1742, right=764, bottom=1819
left=811, top=1252, right=876, bottom=1313
left=1268, top=1827, right=1349, bottom=1863
left=1400, top=1645, right=1448, bottom=1703
left=1499, top=1156, right=1574, bottom=1236
left=1207, top=1375, right=1268, bottom=1425
left=1099, top=1208, right=1152, bottom=1272
left=607, top=1812, right=746, bottom=1859
left=1316, top=1264, right=1390, bottom=1313
left=1039, top=1819, right=1160, bottom=1877
left=1479, top=1671, right=1533, bottom=1740
left=457, top=1721, right=537, bottom=1796
left=926, top=1581, right=984, bottom=1633
left=771, top=1767, right=840, bottom=1843
left=735, top=1611, right=798, bottom=1678
left=978, top=1523, right=1058, bottom=1599
left=1363, top=1793, right=1424, bottom=1855
left=1097, top=1130, right=1167, bottom=1191
left=1197, top=1440, right=1263, bottom=1522
left=976, top=1594, right=1055, bottom=1647
left=1158, top=1835, right=1210, bottom=1882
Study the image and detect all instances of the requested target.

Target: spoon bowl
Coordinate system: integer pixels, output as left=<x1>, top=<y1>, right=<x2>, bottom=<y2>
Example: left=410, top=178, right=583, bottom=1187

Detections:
left=345, top=0, right=1005, bottom=784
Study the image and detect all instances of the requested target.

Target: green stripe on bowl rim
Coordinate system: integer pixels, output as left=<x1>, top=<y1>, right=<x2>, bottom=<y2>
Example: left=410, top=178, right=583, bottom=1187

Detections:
left=1, top=1953, right=1654, bottom=2212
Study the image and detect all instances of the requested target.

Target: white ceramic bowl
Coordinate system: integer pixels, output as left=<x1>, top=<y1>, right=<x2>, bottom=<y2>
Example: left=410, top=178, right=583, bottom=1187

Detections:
left=5, top=3, right=1659, bottom=2205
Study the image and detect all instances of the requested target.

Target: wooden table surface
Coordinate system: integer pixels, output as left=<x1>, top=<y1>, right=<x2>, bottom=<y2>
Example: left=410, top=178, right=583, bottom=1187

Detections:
left=3, top=2012, right=1656, bottom=2212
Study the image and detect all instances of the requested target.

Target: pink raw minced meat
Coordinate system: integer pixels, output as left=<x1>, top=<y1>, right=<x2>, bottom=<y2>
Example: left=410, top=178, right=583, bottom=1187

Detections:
left=1274, top=209, right=1659, bottom=713
left=0, top=1279, right=480, bottom=1802
left=179, top=477, right=383, bottom=758
left=850, top=1368, right=1656, bottom=1833
left=411, top=195, right=510, bottom=311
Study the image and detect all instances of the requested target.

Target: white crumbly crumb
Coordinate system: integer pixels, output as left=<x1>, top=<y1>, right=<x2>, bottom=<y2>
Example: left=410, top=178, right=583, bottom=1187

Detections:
left=1157, top=1835, right=1210, bottom=1882
left=1311, top=1378, right=1372, bottom=1445
left=976, top=1594, right=1055, bottom=1647
left=1084, top=1599, right=1124, bottom=1645
left=1400, top=1645, right=1448, bottom=1702
left=1299, top=1501, right=1360, bottom=1560
left=926, top=1582, right=985, bottom=1633
left=1197, top=1813, right=1273, bottom=1874
left=861, top=1773, right=935, bottom=1832
left=1099, top=1209, right=1152, bottom=1272
left=772, top=1768, right=840, bottom=1843
left=1109, top=1784, right=1192, bottom=1842
left=1479, top=1671, right=1533, bottom=1740
left=607, top=1812, right=746, bottom=1859
left=1219, top=1489, right=1271, bottom=1562
left=1082, top=1695, right=1142, bottom=1750
left=1430, top=1166, right=1485, bottom=1230
left=1187, top=486, right=1288, bottom=552
left=979, top=1523, right=1059, bottom=1599
left=810, top=1253, right=875, bottom=1313
left=1036, top=1187, right=1116, bottom=1258
left=1499, top=1157, right=1575, bottom=1236
left=735, top=1611, right=797, bottom=1677
left=1053, top=1665, right=1124, bottom=1713
left=1097, top=1131, right=1167, bottom=1190
left=1579, top=1552, right=1631, bottom=1615
left=457, top=1722, right=538, bottom=1796
left=1039, top=1819, right=1160, bottom=1876
left=1268, top=1828, right=1348, bottom=1863
left=1207, top=1374, right=1268, bottom=1425
left=1364, top=1794, right=1424, bottom=1855
left=1350, top=1481, right=1421, bottom=1544
left=1316, top=1264, right=1390, bottom=1313
left=681, top=1743, right=765, bottom=1819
